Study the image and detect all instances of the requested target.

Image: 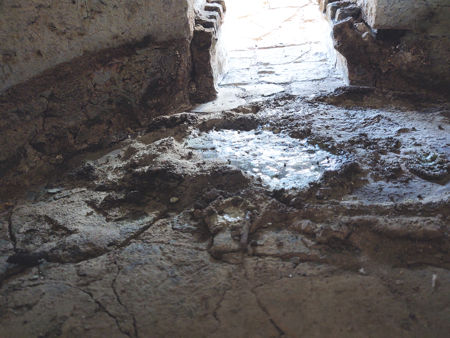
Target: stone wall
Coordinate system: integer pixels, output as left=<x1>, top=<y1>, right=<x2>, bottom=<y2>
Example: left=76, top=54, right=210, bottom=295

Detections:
left=190, top=0, right=227, bottom=102
left=0, top=0, right=229, bottom=196
left=357, top=0, right=448, bottom=30
left=0, top=38, right=192, bottom=188
left=0, top=0, right=196, bottom=92
left=319, top=0, right=450, bottom=94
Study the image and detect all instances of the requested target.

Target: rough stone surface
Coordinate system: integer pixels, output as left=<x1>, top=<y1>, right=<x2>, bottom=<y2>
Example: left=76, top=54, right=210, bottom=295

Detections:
left=1, top=96, right=449, bottom=335
left=0, top=1, right=449, bottom=337
left=324, top=0, right=450, bottom=93
left=0, top=0, right=196, bottom=92
left=319, top=0, right=342, bottom=13
left=190, top=0, right=227, bottom=103
left=0, top=38, right=193, bottom=197
left=0, top=0, right=227, bottom=197
left=357, top=0, right=450, bottom=30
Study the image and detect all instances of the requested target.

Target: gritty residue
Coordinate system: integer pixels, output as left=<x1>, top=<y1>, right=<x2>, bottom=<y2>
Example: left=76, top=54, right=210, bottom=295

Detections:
left=187, top=129, right=341, bottom=189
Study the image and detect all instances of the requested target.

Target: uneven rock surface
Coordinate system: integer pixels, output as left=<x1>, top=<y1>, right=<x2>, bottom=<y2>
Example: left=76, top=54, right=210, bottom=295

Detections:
left=0, top=38, right=192, bottom=196
left=0, top=0, right=196, bottom=91
left=0, top=1, right=449, bottom=337
left=190, top=0, right=227, bottom=103
left=0, top=0, right=227, bottom=197
left=320, top=0, right=450, bottom=93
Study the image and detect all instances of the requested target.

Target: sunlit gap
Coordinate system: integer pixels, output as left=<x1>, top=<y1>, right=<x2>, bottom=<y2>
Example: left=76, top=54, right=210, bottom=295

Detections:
left=222, top=0, right=330, bottom=51
left=217, top=0, right=343, bottom=98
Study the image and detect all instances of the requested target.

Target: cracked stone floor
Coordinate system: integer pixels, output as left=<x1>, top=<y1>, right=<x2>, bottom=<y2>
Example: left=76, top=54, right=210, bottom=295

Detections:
left=1, top=0, right=449, bottom=337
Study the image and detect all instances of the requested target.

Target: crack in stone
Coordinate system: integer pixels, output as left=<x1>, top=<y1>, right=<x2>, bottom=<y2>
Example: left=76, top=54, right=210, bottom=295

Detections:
left=1, top=215, right=166, bottom=289
left=42, top=215, right=78, bottom=235
left=112, top=260, right=139, bottom=338
left=117, top=214, right=165, bottom=250
left=7, top=214, right=164, bottom=268
left=251, top=252, right=323, bottom=263
left=209, top=286, right=233, bottom=335
left=69, top=283, right=133, bottom=338
left=7, top=208, right=17, bottom=251
left=212, top=288, right=227, bottom=324
left=250, top=287, right=286, bottom=337
left=146, top=241, right=207, bottom=252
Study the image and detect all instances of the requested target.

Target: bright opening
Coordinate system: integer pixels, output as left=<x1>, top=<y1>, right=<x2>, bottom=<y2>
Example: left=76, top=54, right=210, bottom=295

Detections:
left=219, top=0, right=344, bottom=98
